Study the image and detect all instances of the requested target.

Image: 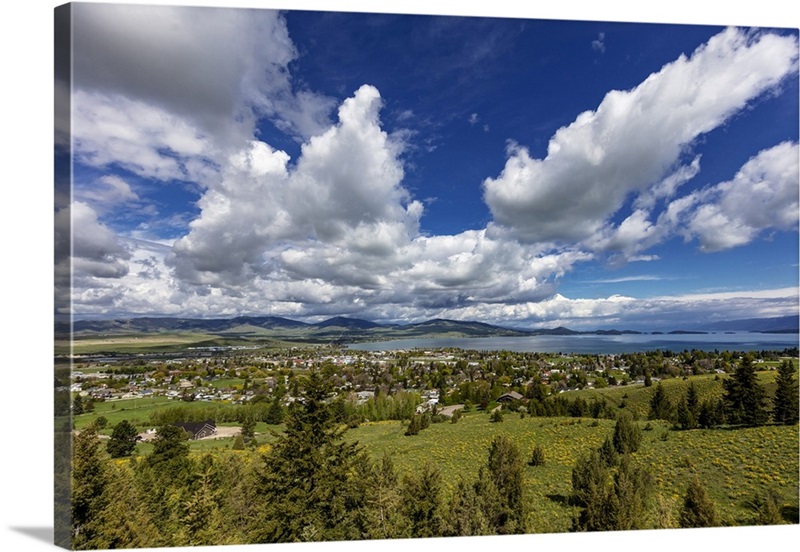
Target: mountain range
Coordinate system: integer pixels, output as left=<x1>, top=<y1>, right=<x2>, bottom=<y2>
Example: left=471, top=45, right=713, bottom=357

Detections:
left=60, top=314, right=798, bottom=343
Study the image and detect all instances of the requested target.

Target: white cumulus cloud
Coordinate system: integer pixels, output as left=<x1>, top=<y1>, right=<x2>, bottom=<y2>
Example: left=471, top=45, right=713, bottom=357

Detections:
left=682, top=141, right=799, bottom=251
left=483, top=27, right=798, bottom=244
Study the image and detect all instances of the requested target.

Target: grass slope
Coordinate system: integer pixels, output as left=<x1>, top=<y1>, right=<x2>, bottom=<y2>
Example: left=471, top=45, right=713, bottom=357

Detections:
left=348, top=411, right=799, bottom=533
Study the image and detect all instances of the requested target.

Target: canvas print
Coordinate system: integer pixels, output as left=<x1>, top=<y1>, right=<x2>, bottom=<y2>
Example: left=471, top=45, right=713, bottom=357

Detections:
left=54, top=2, right=800, bottom=550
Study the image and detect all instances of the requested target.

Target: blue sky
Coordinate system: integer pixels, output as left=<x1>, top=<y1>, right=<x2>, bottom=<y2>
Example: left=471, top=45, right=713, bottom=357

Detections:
left=56, top=2, right=800, bottom=330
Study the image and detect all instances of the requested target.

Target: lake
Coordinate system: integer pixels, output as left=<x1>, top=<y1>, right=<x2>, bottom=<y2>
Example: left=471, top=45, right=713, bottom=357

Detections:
left=346, top=332, right=800, bottom=354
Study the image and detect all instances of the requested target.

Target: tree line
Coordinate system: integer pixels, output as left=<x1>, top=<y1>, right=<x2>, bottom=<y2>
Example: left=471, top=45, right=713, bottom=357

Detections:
left=648, top=357, right=799, bottom=428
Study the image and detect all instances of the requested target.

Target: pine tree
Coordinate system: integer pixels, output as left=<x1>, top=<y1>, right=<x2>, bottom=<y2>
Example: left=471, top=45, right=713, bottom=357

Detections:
left=612, top=412, right=642, bottom=455
left=404, top=414, right=421, bottom=435
left=679, top=476, right=718, bottom=528
left=571, top=449, right=613, bottom=531
left=73, top=394, right=85, bottom=415
left=772, top=360, right=799, bottom=425
left=676, top=397, right=696, bottom=430
left=359, top=455, right=408, bottom=539
left=598, top=436, right=618, bottom=467
left=92, top=461, right=162, bottom=549
left=486, top=435, right=526, bottom=534
left=750, top=489, right=784, bottom=525
left=181, top=456, right=225, bottom=546
left=648, top=382, right=673, bottom=421
left=251, top=370, right=364, bottom=543
left=723, top=355, right=768, bottom=426
left=240, top=418, right=256, bottom=446
left=401, top=462, right=444, bottom=538
left=528, top=444, right=546, bottom=467
left=698, top=398, right=725, bottom=428
left=686, top=382, right=699, bottom=416
left=106, top=419, right=140, bottom=458
left=265, top=399, right=284, bottom=425
left=445, top=477, right=490, bottom=536
left=609, top=455, right=654, bottom=531
left=71, top=425, right=108, bottom=549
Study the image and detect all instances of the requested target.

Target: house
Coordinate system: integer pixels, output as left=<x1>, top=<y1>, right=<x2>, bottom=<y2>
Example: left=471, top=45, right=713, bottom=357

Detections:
left=497, top=391, right=524, bottom=403
left=174, top=420, right=217, bottom=440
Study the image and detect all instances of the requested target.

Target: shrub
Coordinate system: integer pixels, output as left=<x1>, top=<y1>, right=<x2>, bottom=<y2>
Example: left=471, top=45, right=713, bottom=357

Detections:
left=749, top=490, right=784, bottom=525
left=679, top=476, right=718, bottom=528
left=528, top=444, right=545, bottom=466
left=489, top=410, right=503, bottom=423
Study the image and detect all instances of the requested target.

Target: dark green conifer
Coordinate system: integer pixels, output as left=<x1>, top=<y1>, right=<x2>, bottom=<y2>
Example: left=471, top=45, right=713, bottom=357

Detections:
left=106, top=419, right=140, bottom=458
left=772, top=360, right=799, bottom=425
left=679, top=476, right=718, bottom=528
left=612, top=412, right=642, bottom=455
left=723, top=355, right=768, bottom=426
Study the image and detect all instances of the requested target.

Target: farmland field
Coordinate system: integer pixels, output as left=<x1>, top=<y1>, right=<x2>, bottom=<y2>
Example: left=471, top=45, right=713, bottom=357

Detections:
left=56, top=332, right=297, bottom=354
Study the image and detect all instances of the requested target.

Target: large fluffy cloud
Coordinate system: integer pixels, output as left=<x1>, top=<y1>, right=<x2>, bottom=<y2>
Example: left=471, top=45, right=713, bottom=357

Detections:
left=169, top=85, right=422, bottom=285
left=71, top=4, right=332, bottom=143
left=167, top=85, right=588, bottom=312
left=682, top=141, right=799, bottom=251
left=65, top=17, right=798, bottom=327
left=483, top=27, right=798, bottom=244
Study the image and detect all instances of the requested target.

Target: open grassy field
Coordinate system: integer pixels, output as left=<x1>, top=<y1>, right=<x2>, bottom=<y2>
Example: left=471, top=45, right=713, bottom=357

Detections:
left=73, top=396, right=204, bottom=431
left=348, top=411, right=799, bottom=533
left=56, top=332, right=299, bottom=354
left=564, top=367, right=795, bottom=420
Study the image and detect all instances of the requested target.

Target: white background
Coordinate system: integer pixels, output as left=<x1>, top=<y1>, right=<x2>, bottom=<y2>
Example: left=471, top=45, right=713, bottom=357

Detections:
left=0, top=1, right=797, bottom=551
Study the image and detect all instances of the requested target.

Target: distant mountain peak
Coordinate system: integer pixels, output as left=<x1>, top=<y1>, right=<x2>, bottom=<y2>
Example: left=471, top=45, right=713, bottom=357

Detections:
left=313, top=316, right=382, bottom=329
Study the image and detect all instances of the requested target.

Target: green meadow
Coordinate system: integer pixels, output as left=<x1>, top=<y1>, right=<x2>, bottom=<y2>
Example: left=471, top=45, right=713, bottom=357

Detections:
left=348, top=412, right=799, bottom=533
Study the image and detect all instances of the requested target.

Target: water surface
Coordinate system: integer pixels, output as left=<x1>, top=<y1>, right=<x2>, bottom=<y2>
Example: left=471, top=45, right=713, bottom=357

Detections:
left=347, top=332, right=799, bottom=354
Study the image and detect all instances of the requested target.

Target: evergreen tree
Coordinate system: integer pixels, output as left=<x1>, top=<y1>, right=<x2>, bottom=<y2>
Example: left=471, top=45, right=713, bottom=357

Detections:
left=612, top=412, right=642, bottom=455
left=598, top=436, right=619, bottom=467
left=648, top=382, right=673, bottom=421
left=91, top=461, right=162, bottom=549
left=473, top=466, right=504, bottom=534
left=749, top=489, right=784, bottom=525
left=401, top=462, right=444, bottom=538
left=676, top=397, right=696, bottom=430
left=528, top=444, right=546, bottom=467
left=148, top=424, right=190, bottom=468
left=652, top=493, right=678, bottom=529
left=73, top=394, right=85, bottom=415
left=609, top=455, right=654, bottom=530
left=686, top=382, right=699, bottom=416
left=723, top=355, right=769, bottom=426
left=106, top=419, right=140, bottom=458
left=772, top=360, right=799, bottom=425
left=679, top=476, right=718, bottom=528
left=71, top=425, right=108, bottom=549
left=240, top=418, right=256, bottom=446
left=404, top=414, right=421, bottom=436
left=265, top=399, right=284, bottom=425
left=181, top=455, right=226, bottom=546
left=445, top=477, right=490, bottom=536
left=251, top=370, right=364, bottom=543
left=359, top=455, right=408, bottom=539
left=486, top=435, right=526, bottom=534
left=571, top=448, right=653, bottom=532
left=698, top=398, right=725, bottom=429
left=571, top=449, right=613, bottom=531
